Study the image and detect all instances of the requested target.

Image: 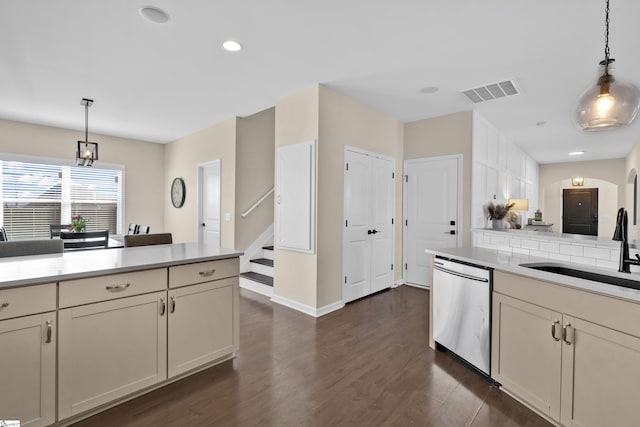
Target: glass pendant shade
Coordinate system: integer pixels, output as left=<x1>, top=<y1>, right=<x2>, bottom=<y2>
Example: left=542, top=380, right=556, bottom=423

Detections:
left=575, top=63, right=640, bottom=131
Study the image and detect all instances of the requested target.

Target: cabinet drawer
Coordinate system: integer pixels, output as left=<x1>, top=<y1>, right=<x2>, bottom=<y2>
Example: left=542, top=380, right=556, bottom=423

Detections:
left=59, top=268, right=167, bottom=308
left=169, top=258, right=238, bottom=288
left=0, top=283, right=56, bottom=320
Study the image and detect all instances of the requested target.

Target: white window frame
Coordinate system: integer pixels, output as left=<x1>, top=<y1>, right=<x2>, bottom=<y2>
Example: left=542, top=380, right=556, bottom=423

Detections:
left=0, top=152, right=125, bottom=235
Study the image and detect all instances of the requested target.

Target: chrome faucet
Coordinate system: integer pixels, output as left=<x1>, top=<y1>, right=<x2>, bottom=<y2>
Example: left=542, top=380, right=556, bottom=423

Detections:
left=613, top=208, right=640, bottom=273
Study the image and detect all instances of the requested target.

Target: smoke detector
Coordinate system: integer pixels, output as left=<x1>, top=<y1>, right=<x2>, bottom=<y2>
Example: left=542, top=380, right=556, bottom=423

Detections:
left=462, top=79, right=520, bottom=103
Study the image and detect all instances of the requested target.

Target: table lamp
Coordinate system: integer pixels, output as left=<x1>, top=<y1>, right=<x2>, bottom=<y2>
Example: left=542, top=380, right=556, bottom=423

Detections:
left=507, top=198, right=529, bottom=228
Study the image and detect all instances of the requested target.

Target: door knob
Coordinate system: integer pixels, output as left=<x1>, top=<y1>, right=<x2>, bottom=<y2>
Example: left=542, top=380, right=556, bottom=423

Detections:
left=371, top=229, right=379, bottom=234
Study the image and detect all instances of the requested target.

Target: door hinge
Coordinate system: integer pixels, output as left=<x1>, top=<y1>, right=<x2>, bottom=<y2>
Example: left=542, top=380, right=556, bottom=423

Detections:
left=405, top=175, right=408, bottom=182
left=391, top=264, right=394, bottom=270
left=345, top=219, right=348, bottom=227
left=391, top=218, right=394, bottom=225
left=405, top=219, right=408, bottom=226
left=405, top=263, right=408, bottom=270
left=344, top=276, right=347, bottom=284
left=346, top=163, right=349, bottom=171
left=392, top=172, right=395, bottom=179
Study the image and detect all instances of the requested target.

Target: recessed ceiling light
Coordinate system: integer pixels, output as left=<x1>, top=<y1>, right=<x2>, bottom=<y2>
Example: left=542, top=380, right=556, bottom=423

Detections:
left=420, top=86, right=439, bottom=94
left=222, top=40, right=242, bottom=52
left=139, top=6, right=170, bottom=24
left=569, top=151, right=585, bottom=156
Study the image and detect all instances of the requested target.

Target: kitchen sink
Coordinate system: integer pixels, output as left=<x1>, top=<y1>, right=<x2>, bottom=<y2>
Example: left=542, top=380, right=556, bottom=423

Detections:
left=519, top=262, right=640, bottom=291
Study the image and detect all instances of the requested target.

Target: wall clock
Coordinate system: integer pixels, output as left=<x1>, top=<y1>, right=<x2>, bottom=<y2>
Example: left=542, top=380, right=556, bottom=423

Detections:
left=171, top=177, right=186, bottom=208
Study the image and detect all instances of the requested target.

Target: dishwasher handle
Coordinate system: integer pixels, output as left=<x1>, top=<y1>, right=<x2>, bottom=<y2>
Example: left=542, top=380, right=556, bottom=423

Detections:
left=433, top=264, right=489, bottom=283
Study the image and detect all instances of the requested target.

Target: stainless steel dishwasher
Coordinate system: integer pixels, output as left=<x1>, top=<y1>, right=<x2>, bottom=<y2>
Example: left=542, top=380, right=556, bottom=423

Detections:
left=432, top=256, right=492, bottom=376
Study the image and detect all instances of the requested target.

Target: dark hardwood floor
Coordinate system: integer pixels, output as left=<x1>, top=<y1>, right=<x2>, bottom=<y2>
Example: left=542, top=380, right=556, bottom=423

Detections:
left=72, top=286, right=552, bottom=427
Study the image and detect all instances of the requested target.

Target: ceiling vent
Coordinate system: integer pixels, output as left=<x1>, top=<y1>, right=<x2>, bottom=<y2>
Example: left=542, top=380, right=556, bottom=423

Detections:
left=462, top=79, right=520, bottom=103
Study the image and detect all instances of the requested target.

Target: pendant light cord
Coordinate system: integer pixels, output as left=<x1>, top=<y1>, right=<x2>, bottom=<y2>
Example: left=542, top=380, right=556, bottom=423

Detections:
left=603, top=0, right=611, bottom=73
left=84, top=102, right=89, bottom=144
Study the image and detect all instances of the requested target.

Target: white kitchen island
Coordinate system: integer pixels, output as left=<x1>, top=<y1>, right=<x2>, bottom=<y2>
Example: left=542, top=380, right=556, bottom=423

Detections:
left=0, top=243, right=242, bottom=427
left=426, top=246, right=640, bottom=427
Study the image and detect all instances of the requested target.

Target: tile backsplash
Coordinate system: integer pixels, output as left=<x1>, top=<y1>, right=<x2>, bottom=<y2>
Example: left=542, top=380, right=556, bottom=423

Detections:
left=472, top=229, right=640, bottom=273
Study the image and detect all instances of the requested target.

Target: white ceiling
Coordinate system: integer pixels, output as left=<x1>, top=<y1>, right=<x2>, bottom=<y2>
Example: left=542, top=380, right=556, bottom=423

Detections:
left=2, top=0, right=640, bottom=164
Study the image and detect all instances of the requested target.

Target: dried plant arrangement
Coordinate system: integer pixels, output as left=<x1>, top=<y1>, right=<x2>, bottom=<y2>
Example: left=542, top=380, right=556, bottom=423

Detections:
left=487, top=202, right=515, bottom=220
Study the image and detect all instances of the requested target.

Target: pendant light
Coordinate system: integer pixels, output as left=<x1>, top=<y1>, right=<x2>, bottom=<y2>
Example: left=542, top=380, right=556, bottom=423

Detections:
left=76, top=98, right=98, bottom=166
left=575, top=0, right=640, bottom=131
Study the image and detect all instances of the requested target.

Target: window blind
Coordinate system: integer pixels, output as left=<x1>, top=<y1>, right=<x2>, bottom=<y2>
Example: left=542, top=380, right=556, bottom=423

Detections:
left=2, top=161, right=62, bottom=239
left=0, top=158, right=124, bottom=240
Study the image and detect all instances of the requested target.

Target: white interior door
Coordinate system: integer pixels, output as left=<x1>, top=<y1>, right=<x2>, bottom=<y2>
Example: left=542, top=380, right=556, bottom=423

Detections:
left=404, top=156, right=460, bottom=287
left=370, top=156, right=394, bottom=293
left=343, top=149, right=394, bottom=303
left=199, top=160, right=220, bottom=248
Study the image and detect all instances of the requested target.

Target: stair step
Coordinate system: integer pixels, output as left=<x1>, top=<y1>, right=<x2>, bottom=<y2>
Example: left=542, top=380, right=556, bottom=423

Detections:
left=240, top=272, right=273, bottom=287
left=250, top=258, right=273, bottom=267
left=262, top=245, right=274, bottom=251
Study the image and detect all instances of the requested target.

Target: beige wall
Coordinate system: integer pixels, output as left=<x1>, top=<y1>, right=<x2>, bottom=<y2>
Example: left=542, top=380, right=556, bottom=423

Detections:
left=274, top=85, right=320, bottom=308
left=539, top=159, right=626, bottom=237
left=164, top=118, right=237, bottom=246
left=0, top=118, right=165, bottom=233
left=317, top=85, right=404, bottom=307
left=235, top=108, right=275, bottom=250
left=403, top=111, right=473, bottom=246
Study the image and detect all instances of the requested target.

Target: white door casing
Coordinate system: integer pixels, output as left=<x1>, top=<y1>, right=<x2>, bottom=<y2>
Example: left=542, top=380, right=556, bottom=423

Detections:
left=343, top=147, right=394, bottom=303
left=404, top=155, right=461, bottom=287
left=198, top=160, right=221, bottom=248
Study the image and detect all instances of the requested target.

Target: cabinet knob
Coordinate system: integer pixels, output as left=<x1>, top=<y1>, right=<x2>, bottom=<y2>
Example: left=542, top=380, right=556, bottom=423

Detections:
left=563, top=323, right=574, bottom=345
left=551, top=320, right=561, bottom=341
left=198, top=269, right=216, bottom=277
left=106, top=283, right=130, bottom=292
left=45, top=320, right=52, bottom=343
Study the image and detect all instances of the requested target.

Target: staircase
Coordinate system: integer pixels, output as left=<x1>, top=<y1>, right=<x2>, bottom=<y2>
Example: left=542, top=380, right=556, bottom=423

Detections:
left=239, top=245, right=274, bottom=297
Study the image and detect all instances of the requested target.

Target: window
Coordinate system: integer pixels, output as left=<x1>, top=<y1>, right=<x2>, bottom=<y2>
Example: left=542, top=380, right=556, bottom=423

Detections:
left=0, top=156, right=123, bottom=240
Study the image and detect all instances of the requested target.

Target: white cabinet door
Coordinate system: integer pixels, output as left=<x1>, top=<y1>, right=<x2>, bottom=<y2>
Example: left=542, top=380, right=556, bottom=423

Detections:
left=168, top=277, right=238, bottom=377
left=343, top=149, right=394, bottom=302
left=560, top=316, right=640, bottom=427
left=58, top=291, right=167, bottom=419
left=0, top=312, right=55, bottom=427
left=492, top=293, right=562, bottom=420
left=275, top=140, right=315, bottom=253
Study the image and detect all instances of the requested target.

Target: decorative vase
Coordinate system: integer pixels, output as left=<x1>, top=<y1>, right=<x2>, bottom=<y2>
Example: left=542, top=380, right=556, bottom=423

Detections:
left=492, top=219, right=505, bottom=229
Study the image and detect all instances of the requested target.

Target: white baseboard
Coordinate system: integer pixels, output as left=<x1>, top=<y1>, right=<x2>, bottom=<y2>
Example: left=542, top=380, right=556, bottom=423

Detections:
left=240, top=224, right=274, bottom=273
left=405, top=282, right=430, bottom=290
left=271, top=294, right=344, bottom=317
left=239, top=276, right=274, bottom=298
left=392, top=279, right=404, bottom=288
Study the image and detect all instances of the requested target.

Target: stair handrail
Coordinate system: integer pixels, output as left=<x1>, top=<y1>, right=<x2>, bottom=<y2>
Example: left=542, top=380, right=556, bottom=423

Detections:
left=241, top=187, right=274, bottom=218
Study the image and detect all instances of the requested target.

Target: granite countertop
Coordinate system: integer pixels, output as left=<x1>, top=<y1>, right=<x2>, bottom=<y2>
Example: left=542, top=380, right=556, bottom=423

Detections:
left=425, top=246, right=640, bottom=304
left=0, top=243, right=243, bottom=289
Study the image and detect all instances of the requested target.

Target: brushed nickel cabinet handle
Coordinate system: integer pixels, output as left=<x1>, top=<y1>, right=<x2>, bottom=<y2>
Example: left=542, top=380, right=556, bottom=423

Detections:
left=563, top=324, right=574, bottom=345
left=0, top=302, right=8, bottom=309
left=106, top=283, right=131, bottom=292
left=45, top=320, right=52, bottom=343
left=170, top=296, right=176, bottom=313
left=198, top=269, right=216, bottom=277
left=160, top=297, right=166, bottom=316
left=551, top=320, right=561, bottom=341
